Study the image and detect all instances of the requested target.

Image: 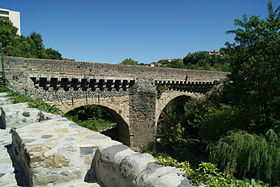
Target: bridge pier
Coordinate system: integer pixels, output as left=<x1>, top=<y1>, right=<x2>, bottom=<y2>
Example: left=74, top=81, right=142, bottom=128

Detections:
left=129, top=78, right=157, bottom=151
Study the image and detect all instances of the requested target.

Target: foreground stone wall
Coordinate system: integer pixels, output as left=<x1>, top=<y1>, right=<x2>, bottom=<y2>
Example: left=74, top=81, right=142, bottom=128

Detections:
left=0, top=94, right=194, bottom=187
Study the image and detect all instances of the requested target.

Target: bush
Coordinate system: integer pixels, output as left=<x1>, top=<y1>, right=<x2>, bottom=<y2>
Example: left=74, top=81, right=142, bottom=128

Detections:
left=65, top=105, right=116, bottom=132
left=199, top=105, right=242, bottom=142
left=208, top=129, right=280, bottom=185
left=155, top=154, right=268, bottom=187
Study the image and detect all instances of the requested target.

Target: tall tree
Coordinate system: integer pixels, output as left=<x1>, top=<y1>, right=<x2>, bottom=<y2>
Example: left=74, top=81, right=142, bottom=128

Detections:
left=0, top=19, right=19, bottom=56
left=0, top=19, right=63, bottom=60
left=224, top=0, right=280, bottom=133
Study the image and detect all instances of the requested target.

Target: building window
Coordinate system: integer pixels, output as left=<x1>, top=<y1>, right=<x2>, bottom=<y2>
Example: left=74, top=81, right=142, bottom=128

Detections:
left=0, top=10, right=9, bottom=16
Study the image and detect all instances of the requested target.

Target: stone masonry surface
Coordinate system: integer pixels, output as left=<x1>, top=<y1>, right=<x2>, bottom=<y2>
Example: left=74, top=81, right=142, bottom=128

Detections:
left=0, top=92, right=194, bottom=187
left=4, top=56, right=228, bottom=82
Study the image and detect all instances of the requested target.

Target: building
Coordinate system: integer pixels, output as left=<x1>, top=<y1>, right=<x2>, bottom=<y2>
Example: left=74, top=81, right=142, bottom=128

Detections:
left=0, top=8, right=20, bottom=35
left=208, top=51, right=222, bottom=56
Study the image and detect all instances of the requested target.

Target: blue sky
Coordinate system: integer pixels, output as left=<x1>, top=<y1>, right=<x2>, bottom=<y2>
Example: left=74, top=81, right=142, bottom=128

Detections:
left=1, top=0, right=275, bottom=64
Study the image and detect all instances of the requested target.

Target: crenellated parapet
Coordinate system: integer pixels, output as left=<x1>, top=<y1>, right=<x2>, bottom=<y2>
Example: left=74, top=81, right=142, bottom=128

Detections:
left=155, top=79, right=217, bottom=94
left=29, top=75, right=135, bottom=91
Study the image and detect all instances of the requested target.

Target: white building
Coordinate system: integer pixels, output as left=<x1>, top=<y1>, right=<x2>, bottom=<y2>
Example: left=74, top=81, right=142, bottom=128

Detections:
left=0, top=8, right=20, bottom=35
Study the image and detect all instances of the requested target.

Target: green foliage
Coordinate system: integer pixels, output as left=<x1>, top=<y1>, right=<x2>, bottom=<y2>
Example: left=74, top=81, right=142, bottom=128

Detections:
left=45, top=48, right=62, bottom=60
left=156, top=97, right=208, bottom=162
left=156, top=154, right=193, bottom=176
left=158, top=59, right=185, bottom=69
left=155, top=154, right=268, bottom=187
left=154, top=52, right=229, bottom=71
left=183, top=51, right=210, bottom=66
left=67, top=116, right=116, bottom=131
left=223, top=0, right=280, bottom=134
left=65, top=105, right=116, bottom=131
left=158, top=97, right=207, bottom=141
left=209, top=130, right=280, bottom=185
left=199, top=105, right=241, bottom=142
left=0, top=19, right=19, bottom=56
left=202, top=2, right=280, bottom=185
left=155, top=1, right=280, bottom=185
left=226, top=0, right=280, bottom=47
left=0, top=19, right=63, bottom=59
left=120, top=58, right=139, bottom=65
left=182, top=98, right=206, bottom=133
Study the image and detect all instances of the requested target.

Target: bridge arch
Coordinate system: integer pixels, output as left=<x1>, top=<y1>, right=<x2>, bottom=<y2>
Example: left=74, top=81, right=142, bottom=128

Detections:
left=155, top=91, right=202, bottom=126
left=49, top=96, right=131, bottom=146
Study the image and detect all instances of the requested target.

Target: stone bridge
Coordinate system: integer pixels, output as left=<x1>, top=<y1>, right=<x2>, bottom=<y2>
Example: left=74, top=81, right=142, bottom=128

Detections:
left=3, top=56, right=227, bottom=150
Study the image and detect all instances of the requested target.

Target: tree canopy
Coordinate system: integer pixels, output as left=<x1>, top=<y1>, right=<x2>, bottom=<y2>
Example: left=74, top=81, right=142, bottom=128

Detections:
left=0, top=19, right=63, bottom=60
left=155, top=1, right=280, bottom=185
left=120, top=58, right=139, bottom=65
left=223, top=0, right=280, bottom=133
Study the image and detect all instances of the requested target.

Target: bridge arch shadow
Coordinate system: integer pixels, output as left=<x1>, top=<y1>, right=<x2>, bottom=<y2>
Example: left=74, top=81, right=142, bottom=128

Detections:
left=155, top=95, right=191, bottom=145
left=155, top=91, right=201, bottom=126
left=65, top=104, right=130, bottom=146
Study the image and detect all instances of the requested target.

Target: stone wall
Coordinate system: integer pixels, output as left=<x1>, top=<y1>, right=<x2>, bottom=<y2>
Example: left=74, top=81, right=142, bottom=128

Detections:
left=4, top=56, right=228, bottom=82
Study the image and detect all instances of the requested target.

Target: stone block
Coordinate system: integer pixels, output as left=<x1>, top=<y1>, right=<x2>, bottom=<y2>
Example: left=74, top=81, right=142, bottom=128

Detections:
left=1, top=103, right=42, bottom=129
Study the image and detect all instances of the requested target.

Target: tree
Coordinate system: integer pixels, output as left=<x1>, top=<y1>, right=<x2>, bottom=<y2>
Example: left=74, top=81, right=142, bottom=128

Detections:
left=120, top=58, right=138, bottom=65
left=208, top=1, right=280, bottom=184
left=182, top=51, right=228, bottom=71
left=29, top=32, right=49, bottom=59
left=46, top=48, right=62, bottom=60
left=224, top=0, right=280, bottom=133
left=183, top=51, right=209, bottom=66
left=0, top=19, right=63, bottom=60
left=0, top=19, right=19, bottom=56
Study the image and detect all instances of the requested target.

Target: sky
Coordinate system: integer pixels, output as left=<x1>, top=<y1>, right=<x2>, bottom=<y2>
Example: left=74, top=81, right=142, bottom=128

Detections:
left=1, top=0, right=276, bottom=64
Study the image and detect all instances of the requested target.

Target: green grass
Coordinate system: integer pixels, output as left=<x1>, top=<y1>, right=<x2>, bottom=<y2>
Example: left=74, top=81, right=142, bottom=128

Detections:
left=66, top=115, right=116, bottom=132
left=0, top=85, right=116, bottom=132
left=0, top=85, right=63, bottom=115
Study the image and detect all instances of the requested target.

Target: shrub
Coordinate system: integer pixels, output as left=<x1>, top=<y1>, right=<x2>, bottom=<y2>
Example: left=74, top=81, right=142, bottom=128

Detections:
left=208, top=129, right=280, bottom=185
left=155, top=154, right=268, bottom=187
left=199, top=105, right=243, bottom=142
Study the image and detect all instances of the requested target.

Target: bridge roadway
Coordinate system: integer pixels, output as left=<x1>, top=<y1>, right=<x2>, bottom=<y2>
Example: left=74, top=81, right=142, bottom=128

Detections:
left=3, top=56, right=228, bottom=150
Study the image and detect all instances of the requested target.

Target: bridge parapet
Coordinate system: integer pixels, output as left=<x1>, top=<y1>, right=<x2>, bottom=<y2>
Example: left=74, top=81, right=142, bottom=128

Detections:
left=155, top=80, right=217, bottom=94
left=4, top=56, right=228, bottom=82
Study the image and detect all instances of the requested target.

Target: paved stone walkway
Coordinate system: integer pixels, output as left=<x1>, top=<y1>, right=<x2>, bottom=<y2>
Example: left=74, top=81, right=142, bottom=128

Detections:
left=0, top=93, right=18, bottom=186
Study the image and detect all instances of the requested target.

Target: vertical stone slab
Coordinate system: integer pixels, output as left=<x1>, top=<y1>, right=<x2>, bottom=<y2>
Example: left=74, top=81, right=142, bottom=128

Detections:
left=129, top=78, right=157, bottom=151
